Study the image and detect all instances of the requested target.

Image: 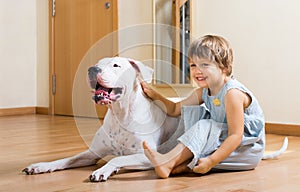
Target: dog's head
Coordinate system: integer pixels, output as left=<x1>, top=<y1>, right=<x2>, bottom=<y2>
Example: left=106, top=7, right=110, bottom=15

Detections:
left=88, top=57, right=153, bottom=105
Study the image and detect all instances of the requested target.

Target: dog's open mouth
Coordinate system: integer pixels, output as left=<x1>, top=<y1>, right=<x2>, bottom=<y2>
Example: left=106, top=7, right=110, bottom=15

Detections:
left=92, top=83, right=123, bottom=105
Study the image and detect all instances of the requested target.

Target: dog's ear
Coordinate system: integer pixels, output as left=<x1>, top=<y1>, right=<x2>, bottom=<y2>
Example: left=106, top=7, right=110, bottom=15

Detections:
left=128, top=59, right=153, bottom=83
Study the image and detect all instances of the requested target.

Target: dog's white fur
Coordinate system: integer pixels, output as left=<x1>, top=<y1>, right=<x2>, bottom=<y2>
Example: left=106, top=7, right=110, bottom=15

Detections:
left=23, top=57, right=181, bottom=181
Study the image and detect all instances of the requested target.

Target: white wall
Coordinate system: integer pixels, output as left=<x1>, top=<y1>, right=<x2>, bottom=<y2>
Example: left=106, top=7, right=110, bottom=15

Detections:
left=0, top=0, right=37, bottom=108
left=193, top=0, right=300, bottom=124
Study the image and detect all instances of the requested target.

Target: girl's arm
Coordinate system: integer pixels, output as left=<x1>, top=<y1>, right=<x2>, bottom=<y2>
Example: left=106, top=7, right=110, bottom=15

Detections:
left=193, top=88, right=250, bottom=173
left=140, top=81, right=203, bottom=117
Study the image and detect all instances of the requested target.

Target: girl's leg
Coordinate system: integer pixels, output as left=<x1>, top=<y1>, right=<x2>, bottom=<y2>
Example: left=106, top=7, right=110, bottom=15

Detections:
left=142, top=141, right=193, bottom=178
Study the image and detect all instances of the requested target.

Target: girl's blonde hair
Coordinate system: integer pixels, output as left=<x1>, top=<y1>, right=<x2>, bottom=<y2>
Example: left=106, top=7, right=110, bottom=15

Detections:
left=188, top=35, right=233, bottom=76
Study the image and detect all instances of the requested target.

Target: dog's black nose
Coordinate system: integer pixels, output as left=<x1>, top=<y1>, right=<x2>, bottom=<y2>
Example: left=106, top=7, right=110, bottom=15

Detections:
left=88, top=66, right=101, bottom=76
left=88, top=66, right=101, bottom=89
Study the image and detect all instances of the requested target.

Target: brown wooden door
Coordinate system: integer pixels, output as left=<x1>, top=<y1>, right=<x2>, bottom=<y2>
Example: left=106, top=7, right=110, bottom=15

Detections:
left=50, top=0, right=118, bottom=117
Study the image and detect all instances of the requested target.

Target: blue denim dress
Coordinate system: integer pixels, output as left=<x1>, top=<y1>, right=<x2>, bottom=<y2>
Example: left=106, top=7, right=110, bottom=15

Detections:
left=178, top=78, right=265, bottom=170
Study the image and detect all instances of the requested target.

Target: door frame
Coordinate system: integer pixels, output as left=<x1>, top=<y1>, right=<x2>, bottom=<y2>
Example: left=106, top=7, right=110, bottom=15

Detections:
left=48, top=0, right=119, bottom=115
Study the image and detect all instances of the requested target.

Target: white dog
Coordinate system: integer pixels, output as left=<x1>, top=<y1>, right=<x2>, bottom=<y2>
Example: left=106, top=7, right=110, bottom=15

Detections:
left=23, top=57, right=181, bottom=182
left=23, top=57, right=288, bottom=181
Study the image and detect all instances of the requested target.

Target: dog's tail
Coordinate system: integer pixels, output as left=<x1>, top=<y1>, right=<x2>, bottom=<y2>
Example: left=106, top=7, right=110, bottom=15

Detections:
left=262, top=137, right=288, bottom=160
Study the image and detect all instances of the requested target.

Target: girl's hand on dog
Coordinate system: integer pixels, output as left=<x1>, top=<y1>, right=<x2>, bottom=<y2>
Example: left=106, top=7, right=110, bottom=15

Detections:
left=139, top=77, right=156, bottom=100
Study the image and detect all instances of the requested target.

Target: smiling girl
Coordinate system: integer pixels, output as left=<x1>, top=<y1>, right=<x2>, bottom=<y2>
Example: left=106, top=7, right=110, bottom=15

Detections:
left=140, top=35, right=265, bottom=178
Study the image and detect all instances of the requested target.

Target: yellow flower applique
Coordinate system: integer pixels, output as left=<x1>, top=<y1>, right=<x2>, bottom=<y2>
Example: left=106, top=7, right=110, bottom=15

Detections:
left=213, top=98, right=221, bottom=106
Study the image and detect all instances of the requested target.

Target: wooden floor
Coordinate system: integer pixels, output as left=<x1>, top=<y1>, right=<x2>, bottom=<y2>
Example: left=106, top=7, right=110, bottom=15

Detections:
left=0, top=115, right=299, bottom=192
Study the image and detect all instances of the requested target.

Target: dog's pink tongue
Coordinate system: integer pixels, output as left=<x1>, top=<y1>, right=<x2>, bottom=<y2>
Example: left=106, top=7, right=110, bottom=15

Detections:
left=95, top=89, right=108, bottom=95
left=95, top=86, right=110, bottom=94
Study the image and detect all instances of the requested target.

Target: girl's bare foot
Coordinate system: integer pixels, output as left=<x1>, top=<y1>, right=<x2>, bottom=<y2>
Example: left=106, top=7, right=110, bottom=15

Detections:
left=142, top=141, right=174, bottom=178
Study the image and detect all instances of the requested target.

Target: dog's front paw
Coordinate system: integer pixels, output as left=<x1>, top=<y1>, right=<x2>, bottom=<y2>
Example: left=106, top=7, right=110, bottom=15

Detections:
left=22, top=162, right=56, bottom=175
left=89, top=164, right=119, bottom=182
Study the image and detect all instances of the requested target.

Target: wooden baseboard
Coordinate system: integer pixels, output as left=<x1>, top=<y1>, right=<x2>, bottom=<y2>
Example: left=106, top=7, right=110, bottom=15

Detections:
left=0, top=107, right=299, bottom=136
left=265, top=123, right=300, bottom=136
left=0, top=107, right=49, bottom=116
left=0, top=107, right=36, bottom=116
left=36, top=107, right=49, bottom=115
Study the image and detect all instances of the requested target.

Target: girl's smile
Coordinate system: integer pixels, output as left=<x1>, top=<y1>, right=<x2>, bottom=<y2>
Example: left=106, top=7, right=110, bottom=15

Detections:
left=195, top=76, right=207, bottom=82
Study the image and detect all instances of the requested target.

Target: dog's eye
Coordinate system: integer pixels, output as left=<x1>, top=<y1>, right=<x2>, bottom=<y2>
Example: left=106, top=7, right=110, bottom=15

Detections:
left=113, top=64, right=120, bottom=68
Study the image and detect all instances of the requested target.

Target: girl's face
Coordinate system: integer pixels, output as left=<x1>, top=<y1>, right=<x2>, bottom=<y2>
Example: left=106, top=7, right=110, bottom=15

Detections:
left=190, top=56, right=228, bottom=95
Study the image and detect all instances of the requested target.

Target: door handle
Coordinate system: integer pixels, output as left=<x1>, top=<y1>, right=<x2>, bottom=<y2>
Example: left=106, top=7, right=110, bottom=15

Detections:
left=105, top=2, right=111, bottom=9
